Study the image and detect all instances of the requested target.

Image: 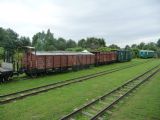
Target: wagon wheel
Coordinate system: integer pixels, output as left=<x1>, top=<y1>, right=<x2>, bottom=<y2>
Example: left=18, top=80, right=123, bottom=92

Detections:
left=31, top=72, right=37, bottom=78
left=0, top=77, right=4, bottom=83
left=1, top=77, right=5, bottom=82
left=4, top=76, right=9, bottom=82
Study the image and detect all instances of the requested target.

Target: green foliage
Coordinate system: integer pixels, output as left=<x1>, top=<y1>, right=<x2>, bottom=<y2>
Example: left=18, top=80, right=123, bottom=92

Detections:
left=78, top=39, right=86, bottom=48
left=131, top=48, right=139, bottom=58
left=78, top=37, right=106, bottom=50
left=32, top=30, right=77, bottom=51
left=0, top=47, right=4, bottom=60
left=19, top=36, right=31, bottom=47
left=65, top=47, right=83, bottom=52
left=109, top=44, right=120, bottom=49
left=157, top=39, right=160, bottom=48
left=125, top=45, right=131, bottom=50
left=66, top=39, right=77, bottom=48
left=86, top=37, right=106, bottom=49
left=137, top=42, right=145, bottom=49
left=0, top=27, right=32, bottom=62
left=144, top=42, right=157, bottom=51
left=94, top=47, right=112, bottom=52
left=131, top=44, right=137, bottom=49
left=32, top=31, right=46, bottom=51
left=44, top=29, right=57, bottom=51
left=56, top=37, right=66, bottom=50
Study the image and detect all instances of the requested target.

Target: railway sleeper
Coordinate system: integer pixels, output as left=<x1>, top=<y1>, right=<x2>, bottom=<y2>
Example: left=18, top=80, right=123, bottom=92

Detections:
left=91, top=106, right=102, bottom=112
left=82, top=111, right=94, bottom=118
left=87, top=108, right=98, bottom=114
left=99, top=101, right=108, bottom=105
left=97, top=117, right=104, bottom=120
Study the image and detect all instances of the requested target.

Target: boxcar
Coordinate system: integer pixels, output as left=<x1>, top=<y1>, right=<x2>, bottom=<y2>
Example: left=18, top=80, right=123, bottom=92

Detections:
left=139, top=50, right=155, bottom=58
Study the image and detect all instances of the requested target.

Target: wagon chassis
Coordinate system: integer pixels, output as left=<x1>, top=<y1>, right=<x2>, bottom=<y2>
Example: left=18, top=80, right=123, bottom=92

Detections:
left=0, top=62, right=145, bottom=104
left=60, top=64, right=160, bottom=120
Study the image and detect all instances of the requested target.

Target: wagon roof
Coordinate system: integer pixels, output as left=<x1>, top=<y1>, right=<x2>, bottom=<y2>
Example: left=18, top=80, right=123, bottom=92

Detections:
left=0, top=67, right=12, bottom=72
left=139, top=50, right=154, bottom=52
left=32, top=51, right=94, bottom=56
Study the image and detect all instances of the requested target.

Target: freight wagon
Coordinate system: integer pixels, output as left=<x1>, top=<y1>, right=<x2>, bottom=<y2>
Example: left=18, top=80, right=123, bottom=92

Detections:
left=22, top=48, right=95, bottom=76
left=117, top=50, right=132, bottom=62
left=139, top=50, right=155, bottom=59
left=92, top=51, right=117, bottom=65
left=0, top=62, right=14, bottom=82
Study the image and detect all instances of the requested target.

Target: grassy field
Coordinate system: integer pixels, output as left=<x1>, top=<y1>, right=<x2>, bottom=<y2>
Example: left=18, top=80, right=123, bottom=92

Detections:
left=107, top=70, right=160, bottom=120
left=0, top=59, right=159, bottom=120
left=0, top=59, right=147, bottom=95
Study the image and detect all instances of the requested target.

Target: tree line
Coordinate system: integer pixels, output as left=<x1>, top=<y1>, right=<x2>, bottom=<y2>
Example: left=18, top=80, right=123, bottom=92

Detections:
left=0, top=27, right=160, bottom=59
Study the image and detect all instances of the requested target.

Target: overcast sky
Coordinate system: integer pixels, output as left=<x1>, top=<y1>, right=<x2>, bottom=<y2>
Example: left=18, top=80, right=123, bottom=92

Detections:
left=0, top=0, right=160, bottom=47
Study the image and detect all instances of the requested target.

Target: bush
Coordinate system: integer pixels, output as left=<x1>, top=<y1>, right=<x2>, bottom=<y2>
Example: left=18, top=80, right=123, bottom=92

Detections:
left=65, top=47, right=83, bottom=52
left=0, top=47, right=4, bottom=60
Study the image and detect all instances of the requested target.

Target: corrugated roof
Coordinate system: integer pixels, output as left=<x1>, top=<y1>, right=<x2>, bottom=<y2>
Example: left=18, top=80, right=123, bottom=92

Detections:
left=32, top=51, right=94, bottom=56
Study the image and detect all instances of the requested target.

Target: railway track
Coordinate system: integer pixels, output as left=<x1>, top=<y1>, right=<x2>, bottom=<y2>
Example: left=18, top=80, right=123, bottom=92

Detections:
left=0, top=61, right=151, bottom=104
left=60, top=64, right=160, bottom=120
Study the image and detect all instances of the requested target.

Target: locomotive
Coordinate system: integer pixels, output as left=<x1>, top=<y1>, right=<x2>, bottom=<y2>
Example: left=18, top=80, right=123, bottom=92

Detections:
left=0, top=46, right=132, bottom=82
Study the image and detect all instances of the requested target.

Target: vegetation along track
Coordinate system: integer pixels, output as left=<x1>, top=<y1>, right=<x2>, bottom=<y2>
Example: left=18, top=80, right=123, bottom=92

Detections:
left=0, top=61, right=150, bottom=104
left=60, top=64, right=160, bottom=120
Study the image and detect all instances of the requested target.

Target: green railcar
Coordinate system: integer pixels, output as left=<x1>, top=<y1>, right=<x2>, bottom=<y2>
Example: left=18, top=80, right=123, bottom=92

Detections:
left=139, top=50, right=155, bottom=58
left=117, top=50, right=132, bottom=62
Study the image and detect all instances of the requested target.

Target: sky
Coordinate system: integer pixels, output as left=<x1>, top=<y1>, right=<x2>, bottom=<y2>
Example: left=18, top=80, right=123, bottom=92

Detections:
left=0, top=0, right=160, bottom=47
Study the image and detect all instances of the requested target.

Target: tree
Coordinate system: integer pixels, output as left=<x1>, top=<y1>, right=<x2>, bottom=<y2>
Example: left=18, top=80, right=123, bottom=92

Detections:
left=125, top=45, right=131, bottom=50
left=44, top=29, right=56, bottom=51
left=144, top=42, right=157, bottom=51
left=32, top=31, right=46, bottom=50
left=78, top=39, right=86, bottom=48
left=0, top=47, right=4, bottom=60
left=137, top=42, right=145, bottom=49
left=132, top=48, right=139, bottom=58
left=0, top=27, right=7, bottom=47
left=19, top=36, right=31, bottom=47
left=66, top=39, right=77, bottom=48
left=109, top=44, right=120, bottom=49
left=56, top=37, right=66, bottom=50
left=157, top=39, right=160, bottom=48
left=86, top=37, right=106, bottom=49
left=131, top=44, right=137, bottom=49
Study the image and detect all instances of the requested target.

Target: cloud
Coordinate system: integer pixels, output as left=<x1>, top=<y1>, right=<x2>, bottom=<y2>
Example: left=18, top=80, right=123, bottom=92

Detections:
left=0, top=0, right=160, bottom=47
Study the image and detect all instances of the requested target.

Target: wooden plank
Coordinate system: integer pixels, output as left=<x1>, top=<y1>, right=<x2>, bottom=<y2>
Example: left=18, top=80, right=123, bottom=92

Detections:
left=82, top=111, right=94, bottom=117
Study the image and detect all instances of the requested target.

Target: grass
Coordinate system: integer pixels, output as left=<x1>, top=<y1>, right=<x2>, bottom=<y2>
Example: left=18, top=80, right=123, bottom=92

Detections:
left=0, top=59, right=148, bottom=95
left=107, top=70, right=160, bottom=120
left=0, top=59, right=159, bottom=120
